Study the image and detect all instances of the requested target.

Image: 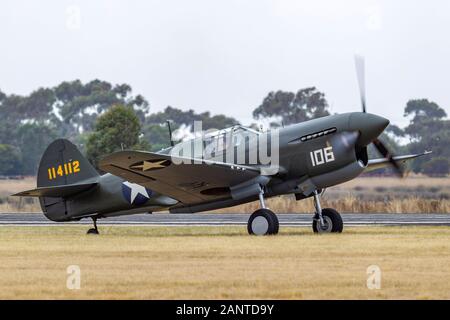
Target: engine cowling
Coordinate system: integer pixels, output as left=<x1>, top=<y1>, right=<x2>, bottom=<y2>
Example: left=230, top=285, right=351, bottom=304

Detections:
left=310, top=159, right=366, bottom=189
left=306, top=131, right=368, bottom=189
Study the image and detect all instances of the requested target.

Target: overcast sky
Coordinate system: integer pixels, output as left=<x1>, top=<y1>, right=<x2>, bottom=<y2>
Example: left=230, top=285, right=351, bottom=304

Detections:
left=1, top=0, right=449, bottom=127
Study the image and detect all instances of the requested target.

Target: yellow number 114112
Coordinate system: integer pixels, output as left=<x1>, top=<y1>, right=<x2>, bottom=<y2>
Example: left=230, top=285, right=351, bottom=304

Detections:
left=48, top=161, right=80, bottom=180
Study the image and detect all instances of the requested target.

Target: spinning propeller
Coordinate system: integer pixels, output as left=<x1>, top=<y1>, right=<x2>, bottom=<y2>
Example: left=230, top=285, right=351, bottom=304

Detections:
left=354, top=55, right=403, bottom=177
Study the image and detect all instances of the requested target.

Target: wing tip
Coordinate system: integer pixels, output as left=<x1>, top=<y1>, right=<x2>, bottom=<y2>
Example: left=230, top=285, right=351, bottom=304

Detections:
left=11, top=191, right=36, bottom=197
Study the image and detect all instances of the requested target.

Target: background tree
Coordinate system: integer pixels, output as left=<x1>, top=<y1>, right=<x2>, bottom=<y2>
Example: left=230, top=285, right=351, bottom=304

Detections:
left=143, top=106, right=239, bottom=151
left=142, top=123, right=174, bottom=152
left=199, top=112, right=239, bottom=130
left=1, top=81, right=448, bottom=177
left=86, top=104, right=149, bottom=168
left=0, top=94, right=27, bottom=145
left=0, top=144, right=22, bottom=176
left=16, top=123, right=58, bottom=175
left=253, top=87, right=329, bottom=125
left=385, top=124, right=404, bottom=137
left=19, top=88, right=56, bottom=121
left=55, top=79, right=149, bottom=135
left=422, top=158, right=450, bottom=177
left=402, top=99, right=449, bottom=175
left=145, top=106, right=239, bottom=130
left=0, top=80, right=149, bottom=174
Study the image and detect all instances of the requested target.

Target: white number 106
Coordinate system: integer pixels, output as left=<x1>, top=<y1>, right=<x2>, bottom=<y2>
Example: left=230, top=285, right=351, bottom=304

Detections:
left=310, top=147, right=335, bottom=167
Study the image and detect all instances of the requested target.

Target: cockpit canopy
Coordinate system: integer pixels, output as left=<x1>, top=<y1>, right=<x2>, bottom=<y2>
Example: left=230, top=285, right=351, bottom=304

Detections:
left=203, top=125, right=261, bottom=158
left=174, top=125, right=261, bottom=159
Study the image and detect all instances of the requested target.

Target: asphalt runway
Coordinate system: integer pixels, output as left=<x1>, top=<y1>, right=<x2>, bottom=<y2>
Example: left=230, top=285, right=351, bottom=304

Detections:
left=1, top=213, right=450, bottom=226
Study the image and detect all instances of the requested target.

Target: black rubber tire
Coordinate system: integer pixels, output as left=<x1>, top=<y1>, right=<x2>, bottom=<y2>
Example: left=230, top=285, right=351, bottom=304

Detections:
left=271, top=211, right=279, bottom=235
left=87, top=228, right=99, bottom=235
left=248, top=209, right=279, bottom=235
left=312, top=208, right=343, bottom=233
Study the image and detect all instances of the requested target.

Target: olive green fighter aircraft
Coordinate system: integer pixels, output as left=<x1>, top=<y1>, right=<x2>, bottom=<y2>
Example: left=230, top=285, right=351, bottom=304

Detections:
left=13, top=57, right=431, bottom=235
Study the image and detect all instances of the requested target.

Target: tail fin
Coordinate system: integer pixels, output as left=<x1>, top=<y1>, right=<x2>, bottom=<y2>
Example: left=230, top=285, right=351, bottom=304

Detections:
left=37, top=139, right=99, bottom=188
left=12, top=139, right=100, bottom=221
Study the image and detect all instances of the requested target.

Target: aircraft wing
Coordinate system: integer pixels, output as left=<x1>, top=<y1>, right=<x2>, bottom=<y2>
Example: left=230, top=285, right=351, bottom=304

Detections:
left=99, top=150, right=262, bottom=204
left=365, top=151, right=432, bottom=172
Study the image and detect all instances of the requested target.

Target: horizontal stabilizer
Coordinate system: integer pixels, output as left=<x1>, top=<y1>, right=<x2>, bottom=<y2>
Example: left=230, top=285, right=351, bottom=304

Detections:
left=12, top=182, right=97, bottom=198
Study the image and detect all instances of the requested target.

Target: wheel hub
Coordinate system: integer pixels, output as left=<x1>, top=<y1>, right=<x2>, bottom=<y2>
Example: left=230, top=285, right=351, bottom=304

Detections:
left=317, top=216, right=333, bottom=233
left=251, top=216, right=269, bottom=235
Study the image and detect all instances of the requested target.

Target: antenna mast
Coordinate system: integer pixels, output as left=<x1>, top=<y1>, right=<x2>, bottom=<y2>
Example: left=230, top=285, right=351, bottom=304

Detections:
left=166, top=120, right=174, bottom=147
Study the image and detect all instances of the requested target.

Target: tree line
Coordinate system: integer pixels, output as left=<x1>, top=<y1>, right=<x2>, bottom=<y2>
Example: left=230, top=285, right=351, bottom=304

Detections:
left=0, top=81, right=448, bottom=176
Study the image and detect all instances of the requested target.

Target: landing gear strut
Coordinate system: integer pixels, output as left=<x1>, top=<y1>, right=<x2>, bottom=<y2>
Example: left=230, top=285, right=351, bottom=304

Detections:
left=312, top=190, right=343, bottom=233
left=247, top=187, right=279, bottom=236
left=87, top=217, right=99, bottom=235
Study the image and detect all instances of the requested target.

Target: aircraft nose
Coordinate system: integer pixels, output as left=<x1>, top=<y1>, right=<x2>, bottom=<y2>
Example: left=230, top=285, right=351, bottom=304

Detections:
left=349, top=113, right=390, bottom=146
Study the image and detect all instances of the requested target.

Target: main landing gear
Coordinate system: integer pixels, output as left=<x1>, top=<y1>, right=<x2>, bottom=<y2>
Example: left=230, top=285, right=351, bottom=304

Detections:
left=312, top=190, right=343, bottom=233
left=247, top=188, right=279, bottom=236
left=87, top=217, right=99, bottom=235
left=247, top=188, right=343, bottom=235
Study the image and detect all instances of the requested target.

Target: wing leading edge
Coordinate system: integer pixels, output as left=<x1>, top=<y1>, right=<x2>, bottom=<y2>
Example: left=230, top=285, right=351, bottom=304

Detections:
left=365, top=151, right=432, bottom=173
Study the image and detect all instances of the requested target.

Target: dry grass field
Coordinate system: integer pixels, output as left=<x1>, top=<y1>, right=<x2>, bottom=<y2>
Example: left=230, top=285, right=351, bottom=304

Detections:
left=214, top=194, right=450, bottom=214
left=0, top=177, right=41, bottom=213
left=1, top=225, right=450, bottom=299
left=214, top=175, right=450, bottom=214
left=0, top=176, right=449, bottom=213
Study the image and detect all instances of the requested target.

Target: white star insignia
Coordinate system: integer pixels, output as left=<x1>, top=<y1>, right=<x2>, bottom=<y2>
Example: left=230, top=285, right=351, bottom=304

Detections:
left=123, top=181, right=149, bottom=203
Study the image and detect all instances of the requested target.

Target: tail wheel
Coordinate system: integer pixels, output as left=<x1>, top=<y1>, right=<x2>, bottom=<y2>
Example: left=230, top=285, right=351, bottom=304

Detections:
left=248, top=209, right=279, bottom=236
left=87, top=228, right=99, bottom=235
left=312, top=208, right=343, bottom=233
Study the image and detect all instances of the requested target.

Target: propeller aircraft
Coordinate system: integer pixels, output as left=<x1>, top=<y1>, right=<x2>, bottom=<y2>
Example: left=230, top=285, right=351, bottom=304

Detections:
left=13, top=57, right=431, bottom=235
